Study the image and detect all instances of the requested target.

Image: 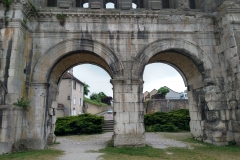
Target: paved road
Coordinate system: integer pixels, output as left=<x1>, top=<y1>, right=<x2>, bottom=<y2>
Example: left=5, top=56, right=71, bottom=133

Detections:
left=52, top=132, right=187, bottom=160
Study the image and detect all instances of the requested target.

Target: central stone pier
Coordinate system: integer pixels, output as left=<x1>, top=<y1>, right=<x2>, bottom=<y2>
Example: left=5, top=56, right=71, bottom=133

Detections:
left=111, top=79, right=145, bottom=147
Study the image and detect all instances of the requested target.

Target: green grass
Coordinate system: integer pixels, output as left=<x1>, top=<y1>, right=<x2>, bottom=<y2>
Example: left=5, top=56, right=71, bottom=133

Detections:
left=84, top=97, right=108, bottom=106
left=0, top=148, right=64, bottom=160
left=99, top=132, right=240, bottom=160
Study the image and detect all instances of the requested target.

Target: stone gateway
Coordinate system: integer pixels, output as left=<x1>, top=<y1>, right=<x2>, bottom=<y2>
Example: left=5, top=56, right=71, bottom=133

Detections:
left=0, top=0, right=240, bottom=154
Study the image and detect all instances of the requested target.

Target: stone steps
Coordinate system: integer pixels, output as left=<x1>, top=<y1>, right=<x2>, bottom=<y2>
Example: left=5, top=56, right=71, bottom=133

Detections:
left=103, top=120, right=114, bottom=132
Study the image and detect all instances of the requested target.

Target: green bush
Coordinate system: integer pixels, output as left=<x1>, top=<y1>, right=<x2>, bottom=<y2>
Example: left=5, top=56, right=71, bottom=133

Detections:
left=55, top=113, right=104, bottom=136
left=144, top=109, right=190, bottom=132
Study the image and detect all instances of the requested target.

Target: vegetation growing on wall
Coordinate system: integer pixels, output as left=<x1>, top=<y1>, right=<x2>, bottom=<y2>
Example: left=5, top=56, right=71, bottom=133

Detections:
left=55, top=113, right=104, bottom=136
left=3, top=0, right=13, bottom=27
left=13, top=97, right=31, bottom=111
left=26, top=1, right=39, bottom=18
left=144, top=109, right=190, bottom=132
left=56, top=14, right=67, bottom=26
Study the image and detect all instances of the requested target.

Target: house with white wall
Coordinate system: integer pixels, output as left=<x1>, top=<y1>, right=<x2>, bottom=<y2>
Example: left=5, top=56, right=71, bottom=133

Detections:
left=56, top=69, right=84, bottom=117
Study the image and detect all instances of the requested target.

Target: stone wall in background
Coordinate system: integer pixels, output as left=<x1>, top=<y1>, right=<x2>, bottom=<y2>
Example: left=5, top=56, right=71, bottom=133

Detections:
left=83, top=102, right=112, bottom=115
left=145, top=99, right=189, bottom=113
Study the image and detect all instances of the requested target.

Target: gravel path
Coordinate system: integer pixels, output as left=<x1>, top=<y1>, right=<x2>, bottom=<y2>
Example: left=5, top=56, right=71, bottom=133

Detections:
left=52, top=132, right=187, bottom=160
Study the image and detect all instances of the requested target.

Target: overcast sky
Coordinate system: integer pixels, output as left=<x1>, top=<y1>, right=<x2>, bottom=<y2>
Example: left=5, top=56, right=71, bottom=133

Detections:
left=73, top=63, right=186, bottom=98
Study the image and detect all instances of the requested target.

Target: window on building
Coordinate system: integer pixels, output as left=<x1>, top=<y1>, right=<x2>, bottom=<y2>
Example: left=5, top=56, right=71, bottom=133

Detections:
left=72, top=108, right=76, bottom=116
left=47, top=0, right=57, bottom=7
left=73, top=96, right=76, bottom=104
left=162, top=0, right=169, bottom=8
left=189, top=0, right=196, bottom=9
left=106, top=2, right=115, bottom=9
left=79, top=98, right=82, bottom=106
left=73, top=81, right=76, bottom=90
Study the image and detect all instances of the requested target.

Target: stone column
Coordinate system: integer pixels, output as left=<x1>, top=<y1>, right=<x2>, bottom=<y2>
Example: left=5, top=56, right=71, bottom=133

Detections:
left=111, top=79, right=145, bottom=147
left=118, top=0, right=132, bottom=10
left=145, top=0, right=162, bottom=10
left=175, top=0, right=190, bottom=10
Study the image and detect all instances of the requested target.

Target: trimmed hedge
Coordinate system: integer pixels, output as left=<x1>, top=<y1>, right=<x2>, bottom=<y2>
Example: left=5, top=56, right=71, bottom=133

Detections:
left=144, top=109, right=190, bottom=132
left=55, top=113, right=104, bottom=136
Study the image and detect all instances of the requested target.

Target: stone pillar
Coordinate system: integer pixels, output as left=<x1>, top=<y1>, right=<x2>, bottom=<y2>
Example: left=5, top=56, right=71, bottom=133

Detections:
left=89, top=0, right=104, bottom=9
left=118, top=0, right=132, bottom=10
left=111, top=79, right=145, bottom=147
left=145, top=0, right=162, bottom=10
left=175, top=0, right=190, bottom=10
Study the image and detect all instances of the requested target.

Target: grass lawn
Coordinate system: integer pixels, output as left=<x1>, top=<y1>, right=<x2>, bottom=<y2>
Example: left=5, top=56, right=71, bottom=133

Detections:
left=0, top=148, right=64, bottom=160
left=99, top=132, right=240, bottom=160
left=84, top=97, right=108, bottom=106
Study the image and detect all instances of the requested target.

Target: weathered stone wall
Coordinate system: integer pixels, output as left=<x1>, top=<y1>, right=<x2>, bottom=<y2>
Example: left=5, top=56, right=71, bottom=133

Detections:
left=0, top=0, right=240, bottom=154
left=83, top=102, right=112, bottom=114
left=145, top=99, right=189, bottom=113
left=0, top=106, right=24, bottom=154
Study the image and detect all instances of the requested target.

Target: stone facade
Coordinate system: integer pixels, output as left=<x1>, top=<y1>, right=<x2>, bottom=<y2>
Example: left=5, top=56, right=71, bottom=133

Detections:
left=1, top=0, right=240, bottom=154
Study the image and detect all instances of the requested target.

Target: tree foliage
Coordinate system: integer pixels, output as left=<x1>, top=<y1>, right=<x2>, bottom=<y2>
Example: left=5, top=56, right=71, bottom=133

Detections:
left=144, top=109, right=190, bottom=132
left=84, top=83, right=90, bottom=96
left=157, top=86, right=170, bottom=96
left=90, top=92, right=98, bottom=100
left=55, top=113, right=104, bottom=136
left=101, top=96, right=113, bottom=105
left=89, top=92, right=112, bottom=105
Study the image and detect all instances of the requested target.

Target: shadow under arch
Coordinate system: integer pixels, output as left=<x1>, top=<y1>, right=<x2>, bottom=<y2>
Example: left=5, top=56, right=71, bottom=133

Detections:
left=32, top=39, right=124, bottom=84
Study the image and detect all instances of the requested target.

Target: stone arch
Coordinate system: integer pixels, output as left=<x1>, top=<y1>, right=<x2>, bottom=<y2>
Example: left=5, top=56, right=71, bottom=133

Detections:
left=134, top=38, right=213, bottom=141
left=133, top=38, right=212, bottom=80
left=30, top=39, right=123, bottom=147
left=32, top=38, right=123, bottom=84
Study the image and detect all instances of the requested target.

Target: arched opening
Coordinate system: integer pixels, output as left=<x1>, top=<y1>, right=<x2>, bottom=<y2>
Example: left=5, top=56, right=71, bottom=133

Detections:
left=56, top=64, right=112, bottom=118
left=106, top=2, right=115, bottom=9
left=31, top=39, right=123, bottom=148
left=189, top=0, right=196, bottom=9
left=162, top=0, right=175, bottom=9
left=135, top=39, right=211, bottom=143
left=132, top=3, right=137, bottom=9
left=142, top=50, right=204, bottom=140
left=83, top=3, right=89, bottom=8
left=47, top=0, right=57, bottom=7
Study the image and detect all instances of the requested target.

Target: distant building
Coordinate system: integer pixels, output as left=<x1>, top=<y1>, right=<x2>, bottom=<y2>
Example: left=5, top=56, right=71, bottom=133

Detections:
left=143, top=87, right=187, bottom=101
left=56, top=69, right=84, bottom=117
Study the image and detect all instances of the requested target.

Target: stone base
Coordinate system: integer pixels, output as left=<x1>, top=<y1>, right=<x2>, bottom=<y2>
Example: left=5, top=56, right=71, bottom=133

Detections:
left=113, top=134, right=145, bottom=147
left=0, top=142, right=11, bottom=154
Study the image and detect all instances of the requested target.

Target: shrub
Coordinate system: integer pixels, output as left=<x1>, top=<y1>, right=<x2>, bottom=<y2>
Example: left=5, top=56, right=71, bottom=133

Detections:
left=144, top=109, right=190, bottom=132
left=55, top=113, right=104, bottom=136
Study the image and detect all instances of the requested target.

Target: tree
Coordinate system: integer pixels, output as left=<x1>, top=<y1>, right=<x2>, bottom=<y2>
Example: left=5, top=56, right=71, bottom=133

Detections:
left=98, top=92, right=106, bottom=101
left=101, top=96, right=112, bottom=105
left=84, top=83, right=90, bottom=96
left=157, top=86, right=170, bottom=97
left=90, top=92, right=98, bottom=100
